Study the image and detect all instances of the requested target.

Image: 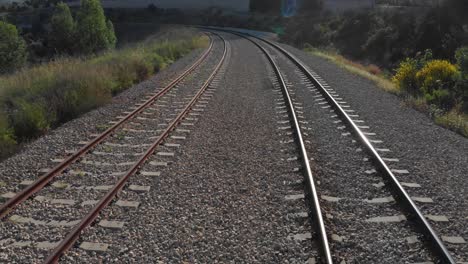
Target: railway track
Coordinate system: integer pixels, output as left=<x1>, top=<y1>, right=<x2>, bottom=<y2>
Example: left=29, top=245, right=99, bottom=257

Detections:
left=0, top=27, right=462, bottom=263
left=219, top=30, right=457, bottom=263
left=0, top=32, right=228, bottom=263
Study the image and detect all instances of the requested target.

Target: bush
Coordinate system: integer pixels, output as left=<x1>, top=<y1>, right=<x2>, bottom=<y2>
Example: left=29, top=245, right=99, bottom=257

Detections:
left=148, top=53, right=167, bottom=72
left=54, top=64, right=113, bottom=121
left=392, top=58, right=418, bottom=94
left=393, top=53, right=463, bottom=109
left=416, top=60, right=459, bottom=95
left=10, top=100, right=50, bottom=139
left=0, top=114, right=17, bottom=159
left=424, top=88, right=452, bottom=109
left=0, top=21, right=27, bottom=74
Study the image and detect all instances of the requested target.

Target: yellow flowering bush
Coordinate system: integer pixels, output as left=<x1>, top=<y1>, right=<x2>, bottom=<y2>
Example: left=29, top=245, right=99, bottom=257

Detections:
left=392, top=58, right=418, bottom=93
left=416, top=60, right=459, bottom=93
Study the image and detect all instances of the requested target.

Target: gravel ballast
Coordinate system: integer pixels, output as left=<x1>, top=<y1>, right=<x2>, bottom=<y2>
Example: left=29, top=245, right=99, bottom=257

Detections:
left=274, top=41, right=467, bottom=262
left=61, top=32, right=319, bottom=263
left=255, top=39, right=436, bottom=263
left=1, top=27, right=466, bottom=263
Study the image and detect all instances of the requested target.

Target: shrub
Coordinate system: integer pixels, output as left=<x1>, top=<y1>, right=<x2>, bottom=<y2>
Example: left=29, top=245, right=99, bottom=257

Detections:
left=392, top=58, right=418, bottom=94
left=10, top=100, right=50, bottom=139
left=424, top=89, right=452, bottom=109
left=0, top=21, right=27, bottom=74
left=148, top=53, right=167, bottom=72
left=54, top=64, right=113, bottom=121
left=416, top=60, right=459, bottom=94
left=0, top=114, right=16, bottom=159
left=49, top=2, right=75, bottom=54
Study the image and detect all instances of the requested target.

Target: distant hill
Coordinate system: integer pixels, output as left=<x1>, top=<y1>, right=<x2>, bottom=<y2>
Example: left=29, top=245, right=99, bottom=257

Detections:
left=62, top=0, right=249, bottom=11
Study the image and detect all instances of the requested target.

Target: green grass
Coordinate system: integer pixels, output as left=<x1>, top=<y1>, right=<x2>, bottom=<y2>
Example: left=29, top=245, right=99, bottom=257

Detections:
left=0, top=29, right=209, bottom=160
left=305, top=48, right=468, bottom=137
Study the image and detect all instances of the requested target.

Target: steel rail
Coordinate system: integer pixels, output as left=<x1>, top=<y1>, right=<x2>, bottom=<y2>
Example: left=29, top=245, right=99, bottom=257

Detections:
left=0, top=34, right=215, bottom=220
left=44, top=32, right=228, bottom=263
left=249, top=34, right=456, bottom=264
left=218, top=30, right=333, bottom=264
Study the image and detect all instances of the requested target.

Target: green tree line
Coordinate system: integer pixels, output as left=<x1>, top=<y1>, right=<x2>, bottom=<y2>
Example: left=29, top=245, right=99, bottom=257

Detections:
left=286, top=0, right=467, bottom=134
left=0, top=0, right=116, bottom=74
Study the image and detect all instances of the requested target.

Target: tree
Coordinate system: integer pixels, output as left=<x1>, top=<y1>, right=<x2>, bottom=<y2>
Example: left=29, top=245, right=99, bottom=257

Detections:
left=0, top=21, right=27, bottom=74
left=75, top=0, right=116, bottom=54
left=49, top=2, right=75, bottom=54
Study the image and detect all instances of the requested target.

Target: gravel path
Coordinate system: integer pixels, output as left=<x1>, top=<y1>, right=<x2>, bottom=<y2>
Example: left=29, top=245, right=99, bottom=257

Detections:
left=272, top=42, right=468, bottom=262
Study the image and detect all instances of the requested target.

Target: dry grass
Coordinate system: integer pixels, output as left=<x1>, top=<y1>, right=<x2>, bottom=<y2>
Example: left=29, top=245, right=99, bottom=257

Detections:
left=0, top=29, right=209, bottom=160
left=405, top=97, right=468, bottom=137
left=435, top=111, right=468, bottom=137
left=306, top=48, right=399, bottom=94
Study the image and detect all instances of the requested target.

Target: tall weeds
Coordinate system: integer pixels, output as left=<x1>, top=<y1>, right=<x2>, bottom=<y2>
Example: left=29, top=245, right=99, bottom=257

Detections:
left=0, top=34, right=209, bottom=159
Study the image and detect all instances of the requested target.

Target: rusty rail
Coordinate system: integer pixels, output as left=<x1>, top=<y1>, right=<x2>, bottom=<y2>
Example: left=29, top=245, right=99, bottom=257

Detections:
left=44, top=32, right=228, bottom=263
left=0, top=34, right=215, bottom=219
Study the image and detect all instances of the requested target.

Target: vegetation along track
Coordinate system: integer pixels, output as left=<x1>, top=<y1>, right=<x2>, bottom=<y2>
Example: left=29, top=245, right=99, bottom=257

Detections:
left=0, top=32, right=227, bottom=263
left=220, top=29, right=458, bottom=263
